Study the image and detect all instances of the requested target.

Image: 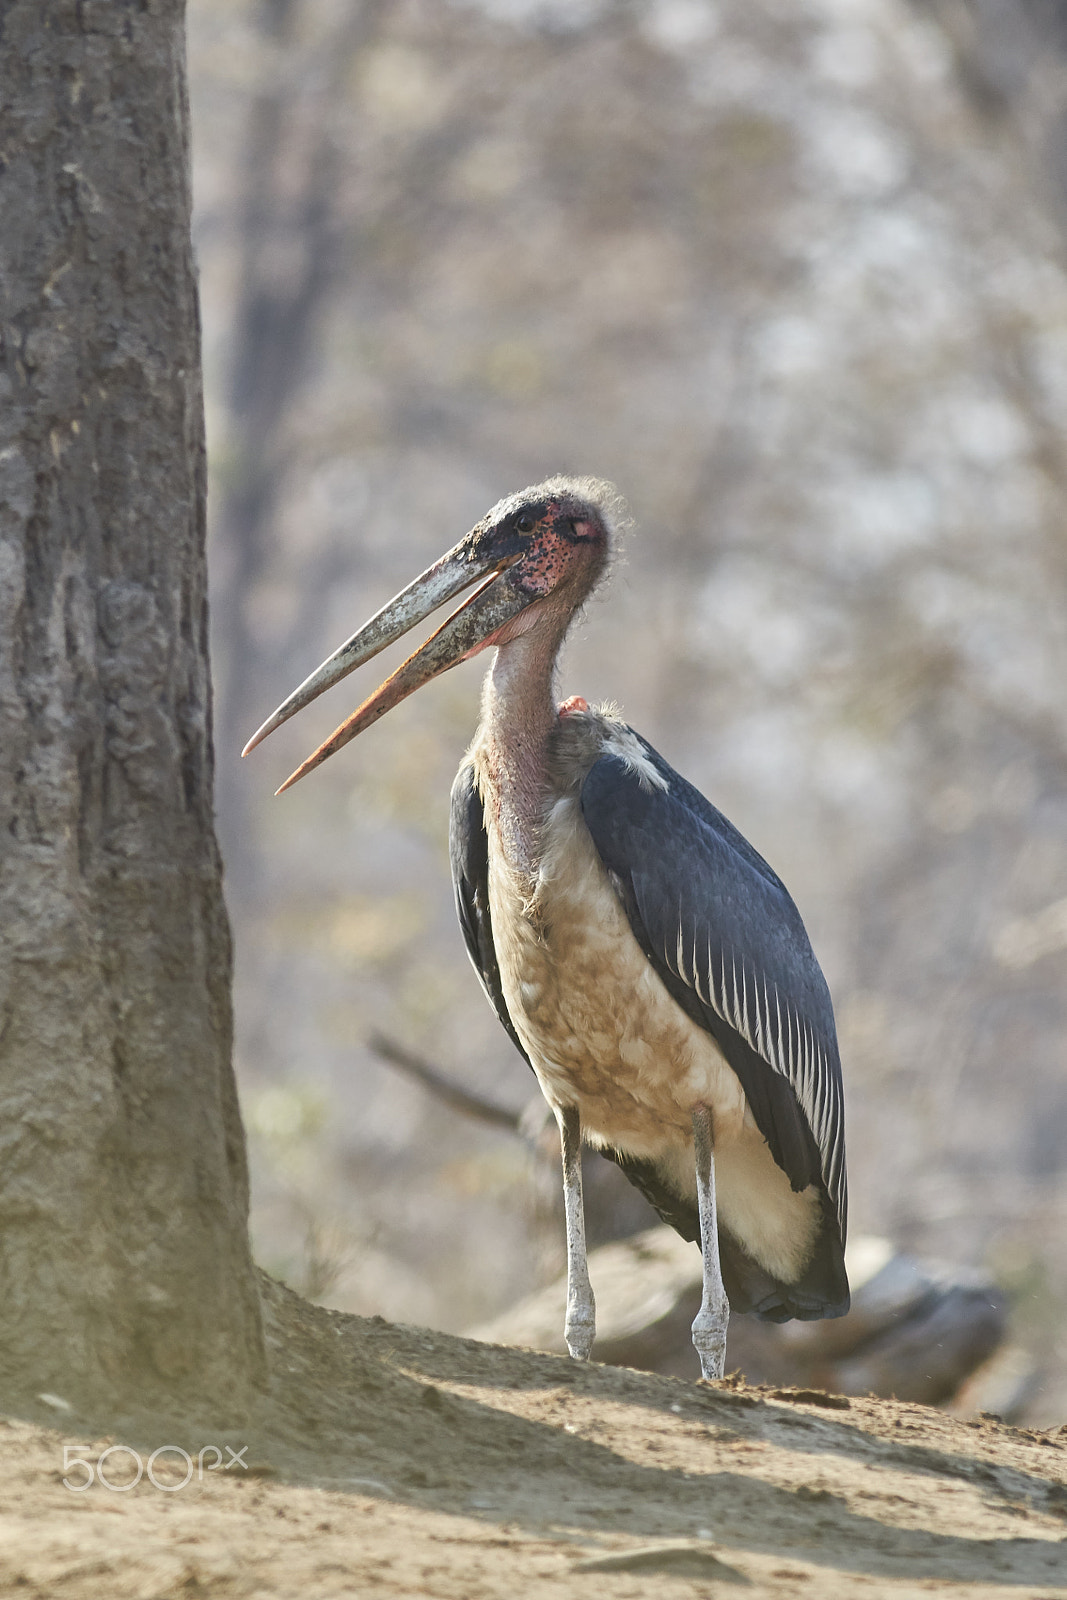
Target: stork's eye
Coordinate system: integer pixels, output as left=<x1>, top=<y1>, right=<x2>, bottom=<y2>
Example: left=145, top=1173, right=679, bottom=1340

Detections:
left=516, top=513, right=534, bottom=533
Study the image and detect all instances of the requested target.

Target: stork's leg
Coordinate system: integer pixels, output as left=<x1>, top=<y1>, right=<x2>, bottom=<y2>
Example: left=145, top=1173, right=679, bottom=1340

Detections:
left=691, top=1103, right=730, bottom=1380
left=558, top=1103, right=595, bottom=1361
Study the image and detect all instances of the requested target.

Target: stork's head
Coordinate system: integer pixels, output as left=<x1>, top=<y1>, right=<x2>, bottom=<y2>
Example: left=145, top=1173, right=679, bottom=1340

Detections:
left=243, top=476, right=622, bottom=791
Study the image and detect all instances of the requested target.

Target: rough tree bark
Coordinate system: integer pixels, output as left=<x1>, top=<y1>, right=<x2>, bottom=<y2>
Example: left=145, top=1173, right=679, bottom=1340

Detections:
left=0, top=0, right=265, bottom=1411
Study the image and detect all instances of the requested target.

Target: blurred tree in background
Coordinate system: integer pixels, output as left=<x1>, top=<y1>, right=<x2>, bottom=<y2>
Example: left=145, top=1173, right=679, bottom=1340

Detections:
left=189, top=0, right=1067, bottom=1419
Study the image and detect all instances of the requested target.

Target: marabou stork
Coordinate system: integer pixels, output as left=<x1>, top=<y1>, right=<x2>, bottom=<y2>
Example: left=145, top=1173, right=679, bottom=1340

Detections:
left=244, top=478, right=849, bottom=1379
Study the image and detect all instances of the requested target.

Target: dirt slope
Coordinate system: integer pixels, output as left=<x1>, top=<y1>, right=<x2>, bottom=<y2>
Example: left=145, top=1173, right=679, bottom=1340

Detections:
left=1, top=1274, right=1065, bottom=1598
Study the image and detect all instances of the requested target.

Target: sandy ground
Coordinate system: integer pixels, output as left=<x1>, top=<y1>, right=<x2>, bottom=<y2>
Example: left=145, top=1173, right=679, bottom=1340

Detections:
left=2, top=1274, right=1066, bottom=1599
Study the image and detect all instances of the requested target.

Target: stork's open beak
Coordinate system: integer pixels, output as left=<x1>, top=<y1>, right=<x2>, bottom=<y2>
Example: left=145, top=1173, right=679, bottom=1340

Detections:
left=242, top=533, right=532, bottom=793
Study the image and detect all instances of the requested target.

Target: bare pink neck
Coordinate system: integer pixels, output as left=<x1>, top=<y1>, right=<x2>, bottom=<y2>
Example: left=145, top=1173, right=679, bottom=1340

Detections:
left=479, top=621, right=565, bottom=878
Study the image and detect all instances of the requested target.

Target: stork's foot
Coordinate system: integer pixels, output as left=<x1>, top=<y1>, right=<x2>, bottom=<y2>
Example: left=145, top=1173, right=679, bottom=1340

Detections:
left=691, top=1290, right=729, bottom=1380
left=565, top=1267, right=596, bottom=1361
left=565, top=1297, right=596, bottom=1363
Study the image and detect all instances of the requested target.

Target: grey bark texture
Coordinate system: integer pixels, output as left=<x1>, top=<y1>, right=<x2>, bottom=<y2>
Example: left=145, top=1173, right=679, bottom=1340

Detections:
left=0, top=0, right=265, bottom=1410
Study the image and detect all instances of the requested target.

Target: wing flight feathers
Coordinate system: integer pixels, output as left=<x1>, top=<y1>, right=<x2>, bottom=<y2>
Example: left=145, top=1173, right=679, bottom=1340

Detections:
left=581, top=736, right=847, bottom=1242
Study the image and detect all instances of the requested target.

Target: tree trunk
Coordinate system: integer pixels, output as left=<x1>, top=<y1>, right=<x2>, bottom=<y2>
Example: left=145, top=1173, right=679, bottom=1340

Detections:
left=0, top=0, right=265, bottom=1412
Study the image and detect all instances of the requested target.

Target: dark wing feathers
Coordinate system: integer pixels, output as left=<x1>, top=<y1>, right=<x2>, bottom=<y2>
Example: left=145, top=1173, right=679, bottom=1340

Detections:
left=449, top=760, right=532, bottom=1070
left=580, top=738, right=847, bottom=1245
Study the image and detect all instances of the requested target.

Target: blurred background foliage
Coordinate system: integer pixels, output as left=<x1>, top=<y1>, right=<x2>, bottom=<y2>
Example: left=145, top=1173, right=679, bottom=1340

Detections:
left=189, top=0, right=1067, bottom=1419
